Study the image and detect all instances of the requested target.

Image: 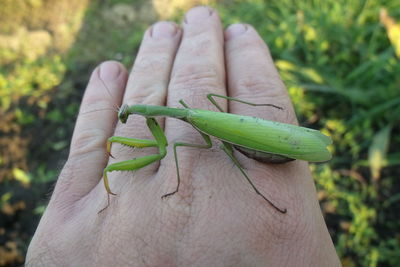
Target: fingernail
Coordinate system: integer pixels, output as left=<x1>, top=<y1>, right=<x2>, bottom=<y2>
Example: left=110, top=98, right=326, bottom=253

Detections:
left=151, top=21, right=178, bottom=39
left=99, top=61, right=121, bottom=81
left=185, top=6, right=212, bottom=24
left=225, top=24, right=247, bottom=40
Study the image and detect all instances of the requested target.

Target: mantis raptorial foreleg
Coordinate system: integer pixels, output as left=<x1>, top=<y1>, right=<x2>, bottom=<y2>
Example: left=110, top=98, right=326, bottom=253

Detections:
left=103, top=117, right=167, bottom=196
left=103, top=109, right=212, bottom=202
left=101, top=90, right=331, bottom=214
left=107, top=136, right=159, bottom=158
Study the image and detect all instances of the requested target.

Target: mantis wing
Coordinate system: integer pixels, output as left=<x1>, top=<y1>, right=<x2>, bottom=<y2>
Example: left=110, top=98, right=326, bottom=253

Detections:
left=188, top=109, right=332, bottom=162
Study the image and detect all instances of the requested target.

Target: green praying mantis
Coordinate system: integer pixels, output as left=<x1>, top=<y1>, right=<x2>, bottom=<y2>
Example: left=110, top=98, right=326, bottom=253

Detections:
left=101, top=92, right=332, bottom=214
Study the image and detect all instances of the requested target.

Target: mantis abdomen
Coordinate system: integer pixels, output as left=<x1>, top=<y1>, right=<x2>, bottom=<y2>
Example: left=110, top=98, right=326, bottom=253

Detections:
left=187, top=109, right=332, bottom=162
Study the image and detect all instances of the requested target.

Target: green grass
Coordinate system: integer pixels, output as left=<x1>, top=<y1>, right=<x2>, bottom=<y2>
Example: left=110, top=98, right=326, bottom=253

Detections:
left=0, top=0, right=399, bottom=266
left=212, top=1, right=400, bottom=266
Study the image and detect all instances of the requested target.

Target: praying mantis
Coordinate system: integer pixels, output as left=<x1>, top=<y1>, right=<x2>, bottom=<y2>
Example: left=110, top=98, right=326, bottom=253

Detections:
left=102, top=93, right=332, bottom=214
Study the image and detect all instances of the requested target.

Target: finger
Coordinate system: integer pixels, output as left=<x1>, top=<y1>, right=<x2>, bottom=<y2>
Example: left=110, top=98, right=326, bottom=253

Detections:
left=57, top=61, right=127, bottom=199
left=114, top=21, right=181, bottom=140
left=224, top=24, right=311, bottom=210
left=108, top=22, right=182, bottom=171
left=224, top=24, right=297, bottom=125
left=157, top=7, right=225, bottom=198
left=166, top=6, right=226, bottom=141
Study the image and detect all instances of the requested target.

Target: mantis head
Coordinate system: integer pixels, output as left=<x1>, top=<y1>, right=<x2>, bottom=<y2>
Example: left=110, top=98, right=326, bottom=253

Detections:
left=118, top=104, right=130, bottom=123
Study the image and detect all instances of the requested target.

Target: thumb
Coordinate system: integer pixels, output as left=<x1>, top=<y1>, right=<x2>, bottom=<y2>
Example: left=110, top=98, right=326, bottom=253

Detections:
left=53, top=61, right=127, bottom=203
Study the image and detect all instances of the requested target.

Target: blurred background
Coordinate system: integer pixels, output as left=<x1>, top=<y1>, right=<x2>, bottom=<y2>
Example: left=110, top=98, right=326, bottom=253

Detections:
left=0, top=0, right=399, bottom=266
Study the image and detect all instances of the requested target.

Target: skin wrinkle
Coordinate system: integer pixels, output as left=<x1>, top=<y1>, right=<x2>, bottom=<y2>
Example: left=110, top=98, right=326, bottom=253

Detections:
left=185, top=238, right=218, bottom=266
left=78, top=100, right=119, bottom=115
left=26, top=223, right=61, bottom=265
left=66, top=156, right=107, bottom=197
left=97, top=204, right=134, bottom=265
left=113, top=117, right=154, bottom=138
left=278, top=247, right=292, bottom=267
left=229, top=102, right=297, bottom=127
left=161, top=164, right=194, bottom=210
left=160, top=149, right=195, bottom=201
left=189, top=201, right=247, bottom=265
left=225, top=28, right=296, bottom=124
left=162, top=142, right=225, bottom=207
left=241, top=180, right=294, bottom=242
left=179, top=220, right=216, bottom=265
left=250, top=209, right=282, bottom=244
left=168, top=67, right=226, bottom=112
left=182, top=33, right=217, bottom=55
left=297, top=221, right=314, bottom=256
left=174, top=158, right=231, bottom=265
left=235, top=157, right=288, bottom=203
left=39, top=240, right=62, bottom=267
left=70, top=228, right=93, bottom=265
left=232, top=187, right=277, bottom=256
left=107, top=168, right=136, bottom=196
left=171, top=68, right=211, bottom=92
left=192, top=182, right=245, bottom=263
left=126, top=167, right=153, bottom=190
left=162, top=123, right=204, bottom=156
left=70, top=127, right=109, bottom=156
left=113, top=234, right=141, bottom=265
left=170, top=64, right=223, bottom=95
left=231, top=79, right=290, bottom=112
left=214, top=157, right=244, bottom=202
left=234, top=76, right=287, bottom=100
left=52, top=163, right=90, bottom=211
left=124, top=82, right=167, bottom=103
left=265, top=196, right=315, bottom=253
left=153, top=207, right=179, bottom=264
left=131, top=55, right=172, bottom=77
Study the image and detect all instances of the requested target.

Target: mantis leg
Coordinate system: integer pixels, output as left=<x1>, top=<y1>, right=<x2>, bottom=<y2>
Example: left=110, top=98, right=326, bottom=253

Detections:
left=161, top=132, right=212, bottom=199
left=106, top=136, right=159, bottom=158
left=207, top=93, right=283, bottom=112
left=220, top=141, right=287, bottom=214
left=103, top=117, right=168, bottom=195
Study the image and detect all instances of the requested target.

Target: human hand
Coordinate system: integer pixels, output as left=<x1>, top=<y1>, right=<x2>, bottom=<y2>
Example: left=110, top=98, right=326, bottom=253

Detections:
left=26, top=6, right=340, bottom=266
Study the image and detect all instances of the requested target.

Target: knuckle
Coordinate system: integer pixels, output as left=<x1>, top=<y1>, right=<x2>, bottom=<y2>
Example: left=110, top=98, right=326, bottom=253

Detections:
left=79, top=99, right=115, bottom=115
left=48, top=160, right=84, bottom=213
left=259, top=212, right=313, bottom=245
left=126, top=56, right=170, bottom=105
left=125, top=83, right=166, bottom=105
left=235, top=76, right=286, bottom=99
left=70, top=127, right=108, bottom=157
left=132, top=54, right=171, bottom=75
left=185, top=35, right=215, bottom=54
left=170, top=64, right=224, bottom=108
left=232, top=77, right=295, bottom=123
left=171, top=64, right=221, bottom=91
